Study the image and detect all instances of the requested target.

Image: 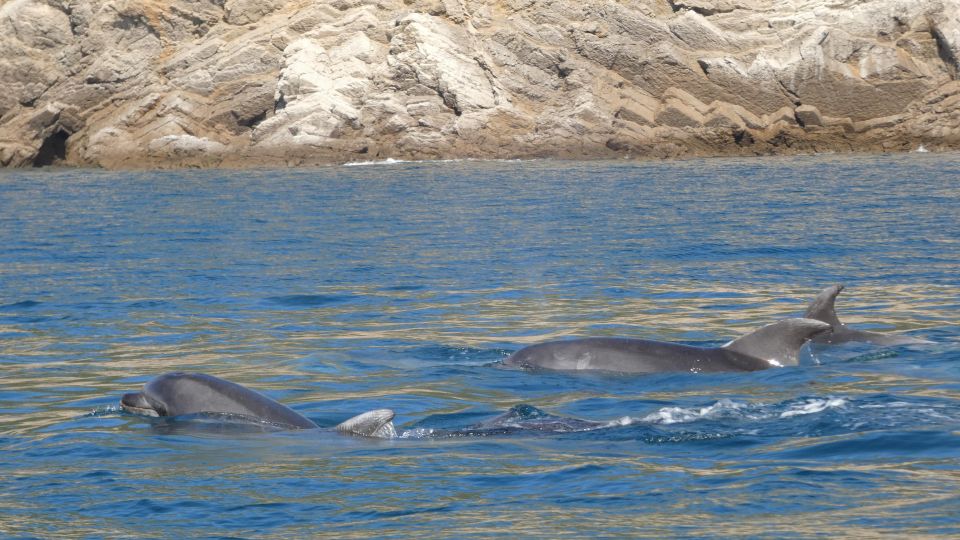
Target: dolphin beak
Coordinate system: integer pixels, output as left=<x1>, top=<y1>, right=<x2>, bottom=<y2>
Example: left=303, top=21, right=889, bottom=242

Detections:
left=120, top=392, right=160, bottom=417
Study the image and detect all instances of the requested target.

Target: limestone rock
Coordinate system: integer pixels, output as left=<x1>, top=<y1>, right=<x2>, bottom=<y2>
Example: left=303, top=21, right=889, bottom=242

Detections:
left=224, top=0, right=286, bottom=25
left=795, top=104, right=824, bottom=127
left=388, top=13, right=499, bottom=114
left=0, top=0, right=958, bottom=167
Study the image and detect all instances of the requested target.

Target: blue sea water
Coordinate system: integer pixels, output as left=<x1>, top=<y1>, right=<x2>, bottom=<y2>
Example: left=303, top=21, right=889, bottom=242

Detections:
left=0, top=153, right=958, bottom=537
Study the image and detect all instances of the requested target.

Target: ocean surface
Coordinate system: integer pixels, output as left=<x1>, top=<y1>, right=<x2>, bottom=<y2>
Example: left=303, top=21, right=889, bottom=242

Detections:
left=1, top=153, right=958, bottom=538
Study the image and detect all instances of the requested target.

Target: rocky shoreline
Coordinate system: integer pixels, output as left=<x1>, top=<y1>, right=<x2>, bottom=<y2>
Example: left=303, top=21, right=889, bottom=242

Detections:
left=1, top=0, right=958, bottom=169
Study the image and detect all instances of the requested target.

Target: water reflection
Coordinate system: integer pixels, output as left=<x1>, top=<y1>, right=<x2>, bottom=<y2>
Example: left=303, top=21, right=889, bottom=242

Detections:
left=0, top=154, right=958, bottom=537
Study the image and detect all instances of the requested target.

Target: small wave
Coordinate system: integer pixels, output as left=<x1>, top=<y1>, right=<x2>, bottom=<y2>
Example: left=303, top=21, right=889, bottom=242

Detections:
left=914, top=144, right=929, bottom=153
left=343, top=158, right=410, bottom=167
left=392, top=344, right=510, bottom=366
left=265, top=294, right=350, bottom=307
left=601, top=416, right=637, bottom=428
left=0, top=300, right=42, bottom=310
left=636, top=396, right=851, bottom=426
left=640, top=398, right=746, bottom=425
left=343, top=157, right=532, bottom=167
left=399, top=427, right=437, bottom=439
left=780, top=397, right=848, bottom=418
left=85, top=405, right=123, bottom=417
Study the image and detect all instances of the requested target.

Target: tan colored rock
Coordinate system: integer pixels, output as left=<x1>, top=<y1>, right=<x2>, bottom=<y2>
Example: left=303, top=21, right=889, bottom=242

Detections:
left=224, top=0, right=286, bottom=25
left=657, top=100, right=705, bottom=128
left=388, top=13, right=500, bottom=114
left=764, top=106, right=798, bottom=127
left=705, top=105, right=746, bottom=130
left=853, top=114, right=904, bottom=133
left=823, top=115, right=855, bottom=133
left=795, top=105, right=824, bottom=127
left=0, top=0, right=958, bottom=167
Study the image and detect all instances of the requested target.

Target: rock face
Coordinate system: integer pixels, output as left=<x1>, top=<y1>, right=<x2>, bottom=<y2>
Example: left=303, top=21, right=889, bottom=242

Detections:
left=1, top=0, right=958, bottom=168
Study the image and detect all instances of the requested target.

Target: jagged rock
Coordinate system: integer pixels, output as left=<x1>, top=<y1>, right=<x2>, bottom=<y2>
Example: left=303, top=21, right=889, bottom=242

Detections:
left=668, top=10, right=733, bottom=51
left=224, top=0, right=286, bottom=25
left=823, top=115, right=855, bottom=133
left=853, top=114, right=904, bottom=133
left=388, top=13, right=499, bottom=114
left=0, top=0, right=958, bottom=167
left=795, top=104, right=824, bottom=127
left=931, top=6, right=960, bottom=75
left=147, top=134, right=225, bottom=156
left=764, top=106, right=798, bottom=126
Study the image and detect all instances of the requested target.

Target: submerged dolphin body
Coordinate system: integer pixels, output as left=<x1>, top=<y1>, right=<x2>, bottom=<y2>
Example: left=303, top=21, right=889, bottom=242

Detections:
left=504, top=318, right=831, bottom=373
left=804, top=285, right=932, bottom=346
left=120, top=372, right=395, bottom=438
left=403, top=405, right=611, bottom=439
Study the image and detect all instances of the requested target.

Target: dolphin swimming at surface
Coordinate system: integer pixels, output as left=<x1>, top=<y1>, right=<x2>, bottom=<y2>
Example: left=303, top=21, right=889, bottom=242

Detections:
left=504, top=318, right=831, bottom=373
left=804, top=284, right=932, bottom=346
left=120, top=372, right=396, bottom=438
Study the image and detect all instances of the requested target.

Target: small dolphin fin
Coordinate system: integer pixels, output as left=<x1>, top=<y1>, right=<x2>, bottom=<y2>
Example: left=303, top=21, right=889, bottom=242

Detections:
left=723, top=318, right=832, bottom=366
left=335, top=409, right=396, bottom=438
left=804, top=284, right=844, bottom=327
left=804, top=285, right=933, bottom=346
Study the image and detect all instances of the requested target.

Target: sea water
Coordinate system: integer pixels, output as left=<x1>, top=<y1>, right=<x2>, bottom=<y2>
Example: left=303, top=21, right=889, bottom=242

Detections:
left=1, top=153, right=958, bottom=537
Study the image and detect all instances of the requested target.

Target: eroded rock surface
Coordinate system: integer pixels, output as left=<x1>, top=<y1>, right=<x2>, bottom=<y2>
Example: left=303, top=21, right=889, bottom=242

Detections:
left=1, top=0, right=957, bottom=168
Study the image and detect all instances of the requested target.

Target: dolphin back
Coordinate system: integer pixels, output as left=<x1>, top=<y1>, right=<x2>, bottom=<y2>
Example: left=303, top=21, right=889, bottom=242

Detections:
left=723, top=318, right=831, bottom=366
left=139, top=372, right=318, bottom=429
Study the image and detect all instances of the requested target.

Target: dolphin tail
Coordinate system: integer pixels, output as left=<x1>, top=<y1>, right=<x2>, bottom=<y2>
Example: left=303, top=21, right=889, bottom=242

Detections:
left=335, top=409, right=396, bottom=438
left=804, top=284, right=844, bottom=327
left=723, top=318, right=832, bottom=366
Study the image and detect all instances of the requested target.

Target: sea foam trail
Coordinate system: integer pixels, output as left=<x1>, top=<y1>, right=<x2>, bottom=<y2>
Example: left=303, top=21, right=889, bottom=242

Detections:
left=779, top=398, right=848, bottom=418
left=627, top=397, right=851, bottom=426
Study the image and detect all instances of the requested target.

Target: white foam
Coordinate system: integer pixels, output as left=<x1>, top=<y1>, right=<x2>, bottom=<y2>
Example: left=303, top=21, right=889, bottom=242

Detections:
left=915, top=144, right=929, bottom=153
left=641, top=398, right=745, bottom=425
left=398, top=427, right=436, bottom=439
left=601, top=415, right=637, bottom=428
left=86, top=405, right=123, bottom=417
left=859, top=401, right=910, bottom=409
left=343, top=157, right=410, bottom=167
left=779, top=397, right=847, bottom=418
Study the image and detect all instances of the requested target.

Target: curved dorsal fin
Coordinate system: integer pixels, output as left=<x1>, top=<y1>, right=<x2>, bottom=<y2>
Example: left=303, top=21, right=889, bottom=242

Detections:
left=335, top=409, right=396, bottom=438
left=723, top=318, right=831, bottom=366
left=804, top=284, right=844, bottom=327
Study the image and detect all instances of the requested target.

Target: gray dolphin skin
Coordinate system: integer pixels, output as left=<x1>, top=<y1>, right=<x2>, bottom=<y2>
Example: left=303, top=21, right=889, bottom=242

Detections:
left=120, top=372, right=396, bottom=438
left=504, top=318, right=831, bottom=373
left=804, top=284, right=932, bottom=346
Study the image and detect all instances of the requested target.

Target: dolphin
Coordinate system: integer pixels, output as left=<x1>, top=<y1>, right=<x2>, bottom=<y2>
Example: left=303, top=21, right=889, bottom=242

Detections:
left=804, top=284, right=932, bottom=346
left=120, top=372, right=396, bottom=438
left=503, top=318, right=831, bottom=373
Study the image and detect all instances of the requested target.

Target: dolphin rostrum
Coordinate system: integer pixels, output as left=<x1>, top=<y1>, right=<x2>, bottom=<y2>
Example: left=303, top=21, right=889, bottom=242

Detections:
left=503, top=318, right=831, bottom=373
left=120, top=372, right=395, bottom=438
left=804, top=284, right=932, bottom=346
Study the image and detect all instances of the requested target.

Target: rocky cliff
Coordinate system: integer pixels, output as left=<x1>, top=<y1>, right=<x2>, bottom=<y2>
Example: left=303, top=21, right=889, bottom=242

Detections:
left=1, top=0, right=958, bottom=168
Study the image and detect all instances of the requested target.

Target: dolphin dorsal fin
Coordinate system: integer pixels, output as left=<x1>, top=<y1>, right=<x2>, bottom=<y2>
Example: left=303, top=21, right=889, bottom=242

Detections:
left=723, top=318, right=831, bottom=366
left=804, top=284, right=844, bottom=327
left=335, top=409, right=396, bottom=438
